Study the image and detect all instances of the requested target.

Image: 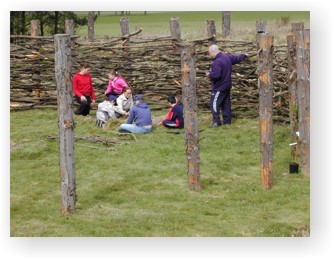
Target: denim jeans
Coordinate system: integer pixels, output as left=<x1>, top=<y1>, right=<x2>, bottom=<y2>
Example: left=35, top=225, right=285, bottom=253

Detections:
left=119, top=124, right=152, bottom=134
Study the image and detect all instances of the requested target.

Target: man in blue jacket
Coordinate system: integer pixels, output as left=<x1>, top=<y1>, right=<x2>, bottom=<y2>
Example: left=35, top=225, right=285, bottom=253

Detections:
left=206, top=44, right=247, bottom=128
left=119, top=95, right=152, bottom=134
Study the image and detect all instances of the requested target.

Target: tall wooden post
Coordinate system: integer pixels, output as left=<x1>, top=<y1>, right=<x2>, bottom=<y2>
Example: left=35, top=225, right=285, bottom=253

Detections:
left=88, top=11, right=95, bottom=42
left=181, top=44, right=200, bottom=191
left=257, top=33, right=274, bottom=189
left=54, top=34, right=76, bottom=214
left=207, top=19, right=217, bottom=46
left=120, top=17, right=130, bottom=44
left=170, top=17, right=181, bottom=42
left=222, top=11, right=231, bottom=37
left=295, top=29, right=310, bottom=176
left=287, top=34, right=299, bottom=158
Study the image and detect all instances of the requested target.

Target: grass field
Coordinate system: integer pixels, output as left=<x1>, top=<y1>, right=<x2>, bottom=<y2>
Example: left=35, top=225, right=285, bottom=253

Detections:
left=10, top=108, right=310, bottom=237
left=75, top=11, right=310, bottom=44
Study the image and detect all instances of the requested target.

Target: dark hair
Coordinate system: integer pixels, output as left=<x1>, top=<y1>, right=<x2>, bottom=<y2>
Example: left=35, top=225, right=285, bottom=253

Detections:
left=122, top=86, right=132, bottom=93
left=109, top=69, right=118, bottom=76
left=167, top=95, right=176, bottom=104
left=80, top=63, right=91, bottom=69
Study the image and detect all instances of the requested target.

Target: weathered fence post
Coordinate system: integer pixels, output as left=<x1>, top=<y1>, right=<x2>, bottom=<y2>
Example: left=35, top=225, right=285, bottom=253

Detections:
left=287, top=34, right=299, bottom=157
left=30, top=19, right=40, bottom=37
left=30, top=20, right=41, bottom=97
left=120, top=17, right=130, bottom=44
left=295, top=29, right=310, bottom=176
left=170, top=17, right=181, bottom=42
left=207, top=19, right=217, bottom=46
left=181, top=44, right=200, bottom=191
left=222, top=11, right=231, bottom=37
left=65, top=19, right=75, bottom=76
left=291, top=22, right=304, bottom=34
left=54, top=34, right=76, bottom=214
left=256, top=20, right=266, bottom=33
left=65, top=19, right=74, bottom=36
left=256, top=20, right=266, bottom=50
left=88, top=11, right=95, bottom=42
left=257, top=33, right=274, bottom=189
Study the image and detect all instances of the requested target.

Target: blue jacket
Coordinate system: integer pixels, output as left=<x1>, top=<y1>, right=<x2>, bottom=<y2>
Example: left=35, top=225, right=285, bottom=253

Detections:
left=209, top=52, right=247, bottom=92
left=126, top=102, right=152, bottom=127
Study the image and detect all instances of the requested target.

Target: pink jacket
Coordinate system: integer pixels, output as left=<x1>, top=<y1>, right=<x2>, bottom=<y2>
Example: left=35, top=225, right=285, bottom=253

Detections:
left=105, top=76, right=128, bottom=95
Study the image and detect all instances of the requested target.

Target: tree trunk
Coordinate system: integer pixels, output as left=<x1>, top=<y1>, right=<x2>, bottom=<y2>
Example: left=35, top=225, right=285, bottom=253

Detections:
left=54, top=34, right=76, bottom=214
left=257, top=33, right=274, bottom=189
left=181, top=44, right=200, bottom=191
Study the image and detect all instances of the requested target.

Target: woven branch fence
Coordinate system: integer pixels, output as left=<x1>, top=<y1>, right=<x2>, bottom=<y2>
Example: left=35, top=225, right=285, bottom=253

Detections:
left=10, top=35, right=289, bottom=123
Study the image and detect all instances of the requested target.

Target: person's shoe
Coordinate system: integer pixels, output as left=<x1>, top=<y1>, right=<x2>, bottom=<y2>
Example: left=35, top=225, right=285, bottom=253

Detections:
left=210, top=123, right=221, bottom=128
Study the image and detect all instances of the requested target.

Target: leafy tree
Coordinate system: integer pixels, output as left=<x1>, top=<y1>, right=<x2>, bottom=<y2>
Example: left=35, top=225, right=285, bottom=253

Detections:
left=10, top=11, right=89, bottom=36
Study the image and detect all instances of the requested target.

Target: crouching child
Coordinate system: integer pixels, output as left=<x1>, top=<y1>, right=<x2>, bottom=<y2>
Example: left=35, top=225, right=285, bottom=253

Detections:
left=96, top=95, right=117, bottom=128
left=160, top=95, right=184, bottom=129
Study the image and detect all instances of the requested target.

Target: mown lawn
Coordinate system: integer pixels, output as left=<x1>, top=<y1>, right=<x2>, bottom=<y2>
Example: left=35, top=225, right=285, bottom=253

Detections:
left=10, top=108, right=309, bottom=237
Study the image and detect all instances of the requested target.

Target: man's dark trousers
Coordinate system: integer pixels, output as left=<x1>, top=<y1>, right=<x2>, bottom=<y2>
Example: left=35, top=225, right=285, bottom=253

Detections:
left=210, top=90, right=232, bottom=125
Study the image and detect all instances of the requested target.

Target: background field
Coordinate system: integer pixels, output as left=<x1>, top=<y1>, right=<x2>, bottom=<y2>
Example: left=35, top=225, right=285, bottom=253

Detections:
left=75, top=11, right=310, bottom=44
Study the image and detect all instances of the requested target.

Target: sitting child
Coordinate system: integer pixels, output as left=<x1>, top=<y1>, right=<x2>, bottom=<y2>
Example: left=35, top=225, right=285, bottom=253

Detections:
left=160, top=95, right=184, bottom=129
left=95, top=95, right=117, bottom=128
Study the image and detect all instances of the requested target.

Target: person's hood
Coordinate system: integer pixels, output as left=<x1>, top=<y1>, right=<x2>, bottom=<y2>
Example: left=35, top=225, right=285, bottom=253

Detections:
left=136, top=102, right=149, bottom=109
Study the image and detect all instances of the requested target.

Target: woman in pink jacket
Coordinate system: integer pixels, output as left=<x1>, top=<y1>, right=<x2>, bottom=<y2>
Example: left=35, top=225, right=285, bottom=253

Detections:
left=104, top=69, right=128, bottom=97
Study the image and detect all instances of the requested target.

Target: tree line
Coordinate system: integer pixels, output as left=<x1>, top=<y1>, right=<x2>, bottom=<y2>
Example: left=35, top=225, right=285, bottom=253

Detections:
left=10, top=11, right=94, bottom=36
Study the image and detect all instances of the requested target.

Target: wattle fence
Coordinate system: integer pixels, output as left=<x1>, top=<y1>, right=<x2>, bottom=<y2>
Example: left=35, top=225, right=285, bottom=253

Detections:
left=10, top=32, right=290, bottom=123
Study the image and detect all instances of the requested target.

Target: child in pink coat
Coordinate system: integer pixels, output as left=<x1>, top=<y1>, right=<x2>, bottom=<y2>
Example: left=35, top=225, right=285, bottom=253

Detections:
left=104, top=69, right=128, bottom=97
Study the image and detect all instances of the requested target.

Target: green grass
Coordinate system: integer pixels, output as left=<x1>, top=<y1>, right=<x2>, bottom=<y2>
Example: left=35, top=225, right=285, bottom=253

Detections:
left=75, top=11, right=310, bottom=44
left=10, top=108, right=309, bottom=236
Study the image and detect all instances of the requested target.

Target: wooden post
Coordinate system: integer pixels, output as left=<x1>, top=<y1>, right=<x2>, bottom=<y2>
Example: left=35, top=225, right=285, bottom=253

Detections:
left=30, top=20, right=41, bottom=97
left=207, top=19, right=217, bottom=46
left=30, top=19, right=40, bottom=37
left=256, top=20, right=266, bottom=50
left=287, top=34, right=299, bottom=158
left=257, top=33, right=274, bottom=189
left=65, top=19, right=74, bottom=36
left=88, top=11, right=95, bottom=42
left=222, top=11, right=231, bottom=37
left=295, top=29, right=310, bottom=176
left=291, top=22, right=304, bottom=34
left=181, top=44, right=200, bottom=191
left=120, top=17, right=130, bottom=44
left=65, top=19, right=75, bottom=77
left=256, top=20, right=266, bottom=33
left=170, top=17, right=181, bottom=42
left=54, top=34, right=76, bottom=214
